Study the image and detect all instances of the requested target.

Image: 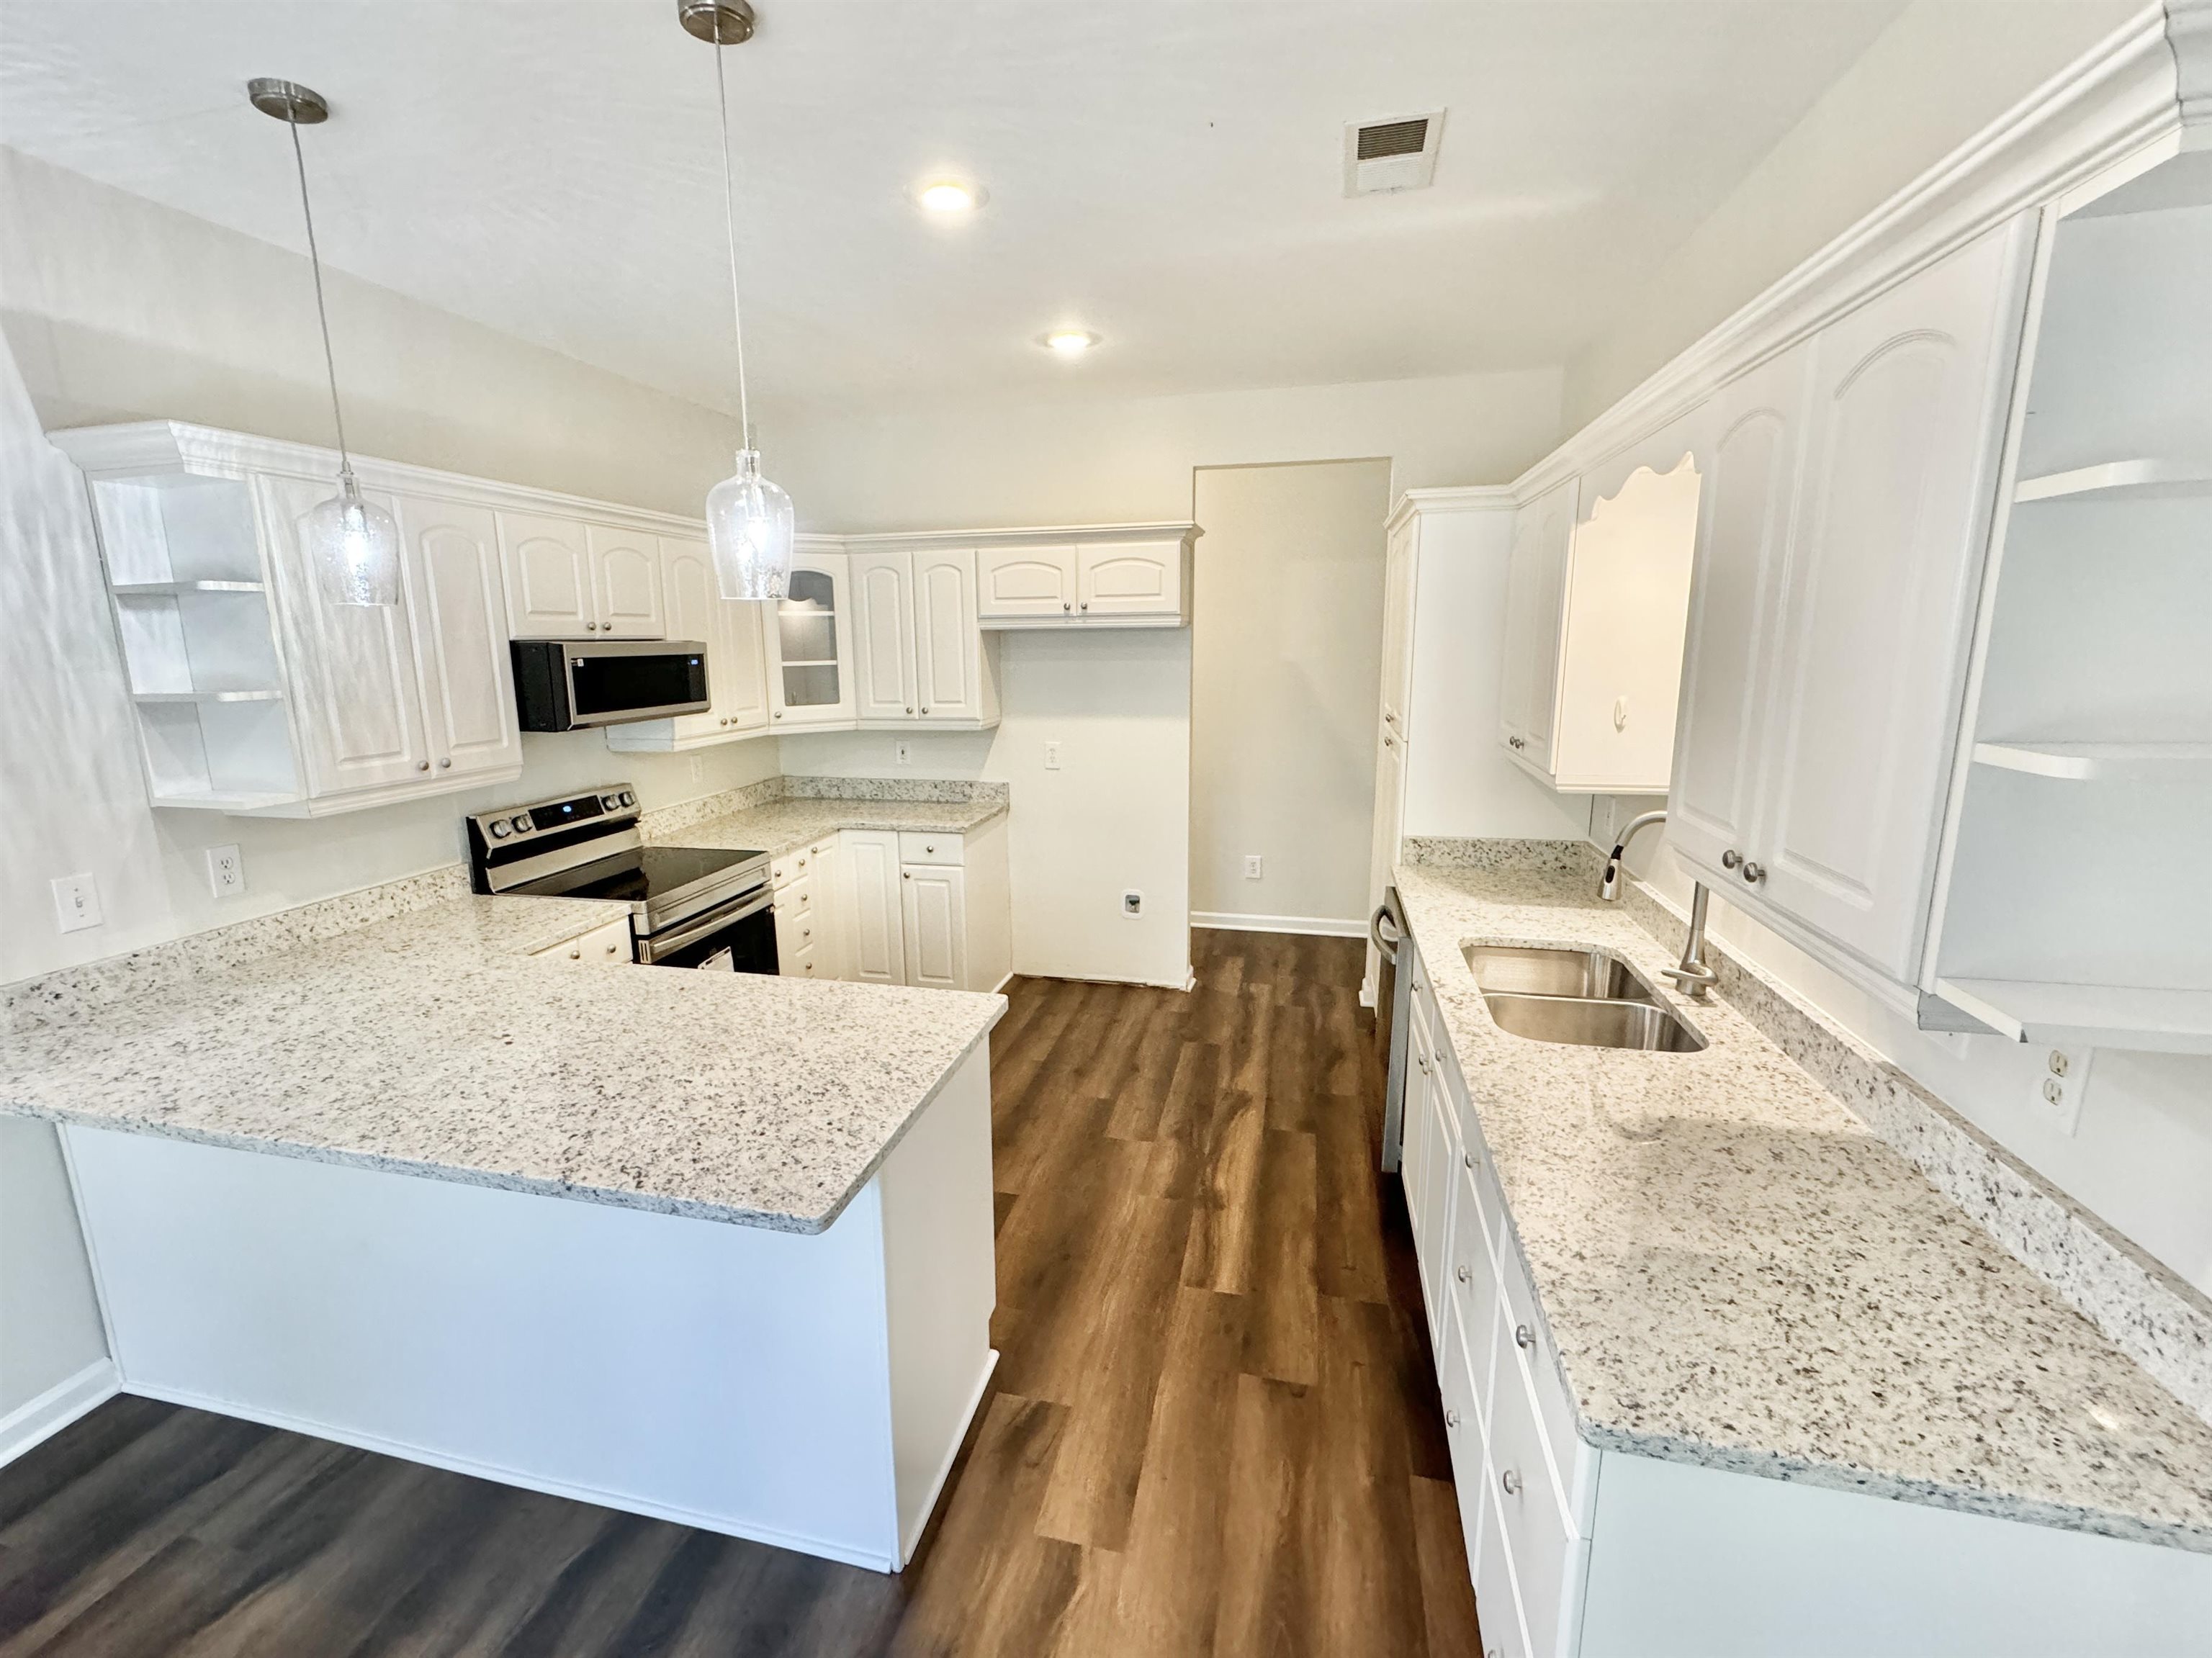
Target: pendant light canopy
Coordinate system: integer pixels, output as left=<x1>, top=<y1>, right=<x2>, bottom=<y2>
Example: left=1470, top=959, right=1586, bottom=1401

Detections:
left=249, top=77, right=400, bottom=608
left=683, top=0, right=796, bottom=601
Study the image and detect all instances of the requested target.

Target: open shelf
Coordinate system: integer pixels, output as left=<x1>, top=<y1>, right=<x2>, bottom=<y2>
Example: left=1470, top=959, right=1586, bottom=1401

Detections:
left=1971, top=741, right=2212, bottom=781
left=2013, top=460, right=2212, bottom=503
left=132, top=689, right=284, bottom=706
left=110, top=579, right=268, bottom=596
left=143, top=787, right=305, bottom=814
left=1933, top=978, right=2212, bottom=1055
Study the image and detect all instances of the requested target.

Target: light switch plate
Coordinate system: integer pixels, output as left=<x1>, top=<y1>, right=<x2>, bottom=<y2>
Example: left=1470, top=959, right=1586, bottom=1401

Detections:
left=206, top=844, right=246, bottom=900
left=1045, top=741, right=1062, bottom=771
left=52, top=872, right=102, bottom=934
left=895, top=740, right=912, bottom=766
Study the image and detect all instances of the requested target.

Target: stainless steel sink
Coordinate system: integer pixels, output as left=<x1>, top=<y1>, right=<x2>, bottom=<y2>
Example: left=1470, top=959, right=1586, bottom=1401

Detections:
left=1462, top=943, right=1653, bottom=1003
left=1482, top=991, right=1708, bottom=1053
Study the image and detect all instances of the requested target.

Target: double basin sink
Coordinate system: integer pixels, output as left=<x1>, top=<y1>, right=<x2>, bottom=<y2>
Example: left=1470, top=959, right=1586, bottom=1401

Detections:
left=1462, top=944, right=1707, bottom=1053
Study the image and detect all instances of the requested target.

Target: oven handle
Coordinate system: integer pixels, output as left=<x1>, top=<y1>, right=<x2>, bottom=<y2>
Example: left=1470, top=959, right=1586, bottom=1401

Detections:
left=639, top=884, right=774, bottom=962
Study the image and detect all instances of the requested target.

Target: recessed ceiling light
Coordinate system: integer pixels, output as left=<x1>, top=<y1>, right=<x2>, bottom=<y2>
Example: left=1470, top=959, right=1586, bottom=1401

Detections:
left=915, top=179, right=984, bottom=214
left=1043, top=328, right=1100, bottom=357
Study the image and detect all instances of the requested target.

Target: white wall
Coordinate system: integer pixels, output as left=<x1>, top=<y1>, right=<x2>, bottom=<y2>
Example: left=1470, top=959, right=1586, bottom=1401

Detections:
left=1190, top=460, right=1393, bottom=931
left=1558, top=0, right=2145, bottom=431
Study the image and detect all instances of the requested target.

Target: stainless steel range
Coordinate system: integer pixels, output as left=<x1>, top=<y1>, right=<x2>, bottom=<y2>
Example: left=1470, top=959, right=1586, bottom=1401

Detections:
left=467, top=785, right=776, bottom=971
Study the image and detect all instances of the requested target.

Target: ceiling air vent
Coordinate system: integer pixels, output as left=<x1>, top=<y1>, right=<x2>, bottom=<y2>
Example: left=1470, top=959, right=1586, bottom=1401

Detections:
left=1344, top=109, right=1445, bottom=197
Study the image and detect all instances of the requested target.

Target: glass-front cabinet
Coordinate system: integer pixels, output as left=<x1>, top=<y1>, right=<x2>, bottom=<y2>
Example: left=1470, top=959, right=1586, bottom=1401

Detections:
left=766, top=549, right=855, bottom=728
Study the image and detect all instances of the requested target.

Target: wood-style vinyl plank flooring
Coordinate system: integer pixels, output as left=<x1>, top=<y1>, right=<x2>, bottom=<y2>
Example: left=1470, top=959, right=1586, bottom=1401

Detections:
left=0, top=932, right=1487, bottom=1657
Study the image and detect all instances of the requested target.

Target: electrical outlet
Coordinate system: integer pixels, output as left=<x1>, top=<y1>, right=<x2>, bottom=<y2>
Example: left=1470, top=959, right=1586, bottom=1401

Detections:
left=1045, top=741, right=1062, bottom=771
left=51, top=873, right=102, bottom=934
left=895, top=739, right=912, bottom=766
left=688, top=755, right=706, bottom=785
left=1123, top=889, right=1142, bottom=916
left=2034, top=1047, right=2090, bottom=1135
left=205, top=844, right=246, bottom=900
left=1244, top=854, right=1264, bottom=880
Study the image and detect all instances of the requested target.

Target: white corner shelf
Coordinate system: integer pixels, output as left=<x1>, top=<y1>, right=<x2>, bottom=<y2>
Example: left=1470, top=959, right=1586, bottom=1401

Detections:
left=1933, top=978, right=2212, bottom=1055
left=2013, top=460, right=2212, bottom=502
left=131, top=689, right=285, bottom=706
left=1971, top=740, right=2212, bottom=781
left=143, top=788, right=305, bottom=814
left=110, top=579, right=267, bottom=596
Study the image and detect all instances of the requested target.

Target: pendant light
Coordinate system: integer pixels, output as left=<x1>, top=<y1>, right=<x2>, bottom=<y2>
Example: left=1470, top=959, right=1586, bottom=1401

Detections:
left=681, top=0, right=796, bottom=601
left=248, top=76, right=399, bottom=608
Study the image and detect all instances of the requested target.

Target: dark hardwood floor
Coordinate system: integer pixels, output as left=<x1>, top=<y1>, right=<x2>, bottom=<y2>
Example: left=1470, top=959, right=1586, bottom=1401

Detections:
left=0, top=931, right=1485, bottom=1657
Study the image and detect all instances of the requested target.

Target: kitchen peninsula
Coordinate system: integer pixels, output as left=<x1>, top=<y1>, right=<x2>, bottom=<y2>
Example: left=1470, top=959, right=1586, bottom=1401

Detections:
left=0, top=789, right=1011, bottom=1572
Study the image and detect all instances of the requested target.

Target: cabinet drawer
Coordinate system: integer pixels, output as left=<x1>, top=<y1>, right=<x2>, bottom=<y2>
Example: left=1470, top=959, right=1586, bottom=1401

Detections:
left=899, top=831, right=963, bottom=866
left=1447, top=1160, right=1502, bottom=1433
left=1486, top=1308, right=1588, bottom=1658
left=533, top=915, right=634, bottom=965
left=1494, top=1232, right=1581, bottom=1513
left=775, top=873, right=813, bottom=917
left=775, top=902, right=819, bottom=958
left=1440, top=1299, right=1491, bottom=1608
left=1471, top=1456, right=1530, bottom=1658
left=781, top=938, right=818, bottom=977
left=770, top=847, right=822, bottom=889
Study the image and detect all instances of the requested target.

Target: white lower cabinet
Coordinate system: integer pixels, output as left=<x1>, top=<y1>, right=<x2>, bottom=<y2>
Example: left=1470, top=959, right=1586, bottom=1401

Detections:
left=838, top=830, right=907, bottom=984
left=531, top=916, right=634, bottom=966
left=900, top=861, right=966, bottom=991
left=810, top=822, right=1010, bottom=993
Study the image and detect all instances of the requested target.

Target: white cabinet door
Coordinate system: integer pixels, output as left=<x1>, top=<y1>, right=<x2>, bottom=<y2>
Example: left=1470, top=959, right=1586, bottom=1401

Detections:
left=768, top=554, right=855, bottom=729
left=839, top=829, right=905, bottom=983
left=912, top=549, right=985, bottom=722
left=1670, top=341, right=1812, bottom=883
left=392, top=495, right=522, bottom=785
left=656, top=539, right=732, bottom=744
left=1379, top=513, right=1418, bottom=739
left=976, top=543, right=1078, bottom=621
left=498, top=512, right=593, bottom=638
left=1499, top=479, right=1575, bottom=773
left=849, top=551, right=917, bottom=721
left=714, top=587, right=772, bottom=736
left=1753, top=217, right=2032, bottom=981
left=902, top=862, right=967, bottom=991
left=1077, top=537, right=1184, bottom=620
left=808, top=837, right=845, bottom=981
left=586, top=524, right=666, bottom=639
left=258, top=474, right=433, bottom=797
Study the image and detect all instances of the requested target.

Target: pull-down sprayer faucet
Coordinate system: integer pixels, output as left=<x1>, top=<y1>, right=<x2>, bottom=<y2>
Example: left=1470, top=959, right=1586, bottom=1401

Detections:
left=1596, top=809, right=1719, bottom=1000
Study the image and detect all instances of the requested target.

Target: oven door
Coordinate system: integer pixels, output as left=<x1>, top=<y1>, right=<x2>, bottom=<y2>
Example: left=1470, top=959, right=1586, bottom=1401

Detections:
left=637, top=886, right=779, bottom=972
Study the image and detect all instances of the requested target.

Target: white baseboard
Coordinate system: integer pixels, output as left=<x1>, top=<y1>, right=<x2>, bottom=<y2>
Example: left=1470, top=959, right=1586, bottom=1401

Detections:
left=897, top=1348, right=998, bottom=1565
left=0, top=1358, right=120, bottom=1468
left=119, top=1379, right=902, bottom=1572
left=1192, top=911, right=1368, bottom=939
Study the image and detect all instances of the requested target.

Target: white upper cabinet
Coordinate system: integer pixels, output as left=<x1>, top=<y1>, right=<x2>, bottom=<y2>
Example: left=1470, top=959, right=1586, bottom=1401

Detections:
left=260, top=473, right=433, bottom=797
left=767, top=550, right=855, bottom=729
left=583, top=524, right=666, bottom=639
left=1668, top=215, right=2036, bottom=986
left=976, top=542, right=1079, bottom=621
left=913, top=549, right=990, bottom=723
left=850, top=551, right=919, bottom=721
left=976, top=528, right=1195, bottom=628
left=391, top=495, right=523, bottom=785
left=605, top=536, right=770, bottom=752
left=1498, top=478, right=1576, bottom=775
left=1669, top=341, right=1810, bottom=882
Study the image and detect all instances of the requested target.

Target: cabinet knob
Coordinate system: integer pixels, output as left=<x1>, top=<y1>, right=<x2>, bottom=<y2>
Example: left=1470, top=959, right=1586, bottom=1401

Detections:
left=438, top=757, right=452, bottom=769
left=1463, top=1151, right=1475, bottom=1169
left=1455, top=1263, right=1470, bottom=1284
left=773, top=711, right=783, bottom=719
left=803, top=928, right=811, bottom=939
left=604, top=943, right=619, bottom=956
left=903, top=870, right=911, bottom=880
left=1383, top=735, right=1395, bottom=749
left=1444, top=1408, right=1461, bottom=1430
left=585, top=621, right=598, bottom=631
left=1721, top=848, right=1742, bottom=870
left=567, top=948, right=581, bottom=960
left=1500, top=1468, right=1521, bottom=1497
left=921, top=706, right=929, bottom=715
left=924, top=844, right=935, bottom=853
left=1741, top=860, right=1766, bottom=885
left=415, top=761, right=431, bottom=772
left=1514, top=1323, right=1534, bottom=1351
left=906, top=706, right=913, bottom=714
left=1080, top=600, right=1089, bottom=611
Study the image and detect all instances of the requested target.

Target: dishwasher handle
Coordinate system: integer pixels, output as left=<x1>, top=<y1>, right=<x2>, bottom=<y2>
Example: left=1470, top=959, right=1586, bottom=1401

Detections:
left=1370, top=901, right=1401, bottom=963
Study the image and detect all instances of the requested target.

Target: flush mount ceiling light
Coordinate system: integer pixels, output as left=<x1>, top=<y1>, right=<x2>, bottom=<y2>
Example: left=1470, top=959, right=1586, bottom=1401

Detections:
left=1043, top=328, right=1100, bottom=357
left=249, top=76, right=398, bottom=608
left=915, top=179, right=986, bottom=214
left=679, top=0, right=796, bottom=602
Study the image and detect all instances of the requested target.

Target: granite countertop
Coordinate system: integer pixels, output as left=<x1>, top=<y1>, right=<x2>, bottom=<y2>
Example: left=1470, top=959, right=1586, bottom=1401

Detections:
left=1393, top=856, right=2212, bottom=1553
left=656, top=795, right=1006, bottom=858
left=0, top=892, right=1004, bottom=1234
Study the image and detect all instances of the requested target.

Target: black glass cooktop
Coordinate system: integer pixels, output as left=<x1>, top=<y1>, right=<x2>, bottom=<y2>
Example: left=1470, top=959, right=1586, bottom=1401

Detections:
left=509, top=844, right=765, bottom=906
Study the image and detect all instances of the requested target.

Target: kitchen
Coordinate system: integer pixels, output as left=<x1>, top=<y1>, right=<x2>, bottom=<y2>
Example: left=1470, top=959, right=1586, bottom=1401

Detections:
left=2, top=2, right=2211, bottom=1655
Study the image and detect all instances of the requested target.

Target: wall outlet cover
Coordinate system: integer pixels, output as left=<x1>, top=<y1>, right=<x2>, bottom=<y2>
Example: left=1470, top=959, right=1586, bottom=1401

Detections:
left=1244, top=855, right=1264, bottom=880
left=1045, top=740, right=1062, bottom=771
left=51, top=872, right=102, bottom=934
left=2035, top=1046, right=2091, bottom=1135
left=205, top=844, right=246, bottom=900
left=1123, top=889, right=1142, bottom=916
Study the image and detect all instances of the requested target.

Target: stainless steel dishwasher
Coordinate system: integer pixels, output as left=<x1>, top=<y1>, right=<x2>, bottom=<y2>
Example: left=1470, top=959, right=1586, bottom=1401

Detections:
left=1370, top=887, right=1411, bottom=1173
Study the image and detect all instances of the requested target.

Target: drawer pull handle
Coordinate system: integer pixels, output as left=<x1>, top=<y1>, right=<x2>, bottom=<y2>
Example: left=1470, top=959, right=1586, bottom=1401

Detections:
left=1444, top=1408, right=1460, bottom=1430
left=1500, top=1469, right=1521, bottom=1497
left=1514, top=1323, right=1534, bottom=1351
left=1455, top=1263, right=1470, bottom=1284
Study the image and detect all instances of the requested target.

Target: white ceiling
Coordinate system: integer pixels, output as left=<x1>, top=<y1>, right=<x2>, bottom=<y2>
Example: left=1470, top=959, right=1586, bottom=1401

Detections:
left=0, top=1, right=1905, bottom=418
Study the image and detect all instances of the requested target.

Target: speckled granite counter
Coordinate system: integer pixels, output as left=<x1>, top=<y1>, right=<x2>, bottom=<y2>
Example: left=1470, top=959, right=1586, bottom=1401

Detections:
left=1393, top=852, right=2212, bottom=1553
left=0, top=888, right=1004, bottom=1234
left=654, top=795, right=1007, bottom=859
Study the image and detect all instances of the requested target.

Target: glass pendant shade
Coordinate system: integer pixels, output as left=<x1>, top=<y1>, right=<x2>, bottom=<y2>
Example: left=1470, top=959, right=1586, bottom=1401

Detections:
left=706, top=448, right=796, bottom=600
left=307, top=473, right=401, bottom=606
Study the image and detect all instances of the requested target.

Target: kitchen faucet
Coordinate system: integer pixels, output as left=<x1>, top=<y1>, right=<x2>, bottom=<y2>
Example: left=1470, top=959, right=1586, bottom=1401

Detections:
left=1596, top=809, right=1719, bottom=1000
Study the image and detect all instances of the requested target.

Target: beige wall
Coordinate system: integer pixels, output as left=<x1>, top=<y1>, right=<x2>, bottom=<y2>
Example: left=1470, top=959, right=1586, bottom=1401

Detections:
left=1559, top=0, right=2145, bottom=432
left=1190, top=459, right=1393, bottom=929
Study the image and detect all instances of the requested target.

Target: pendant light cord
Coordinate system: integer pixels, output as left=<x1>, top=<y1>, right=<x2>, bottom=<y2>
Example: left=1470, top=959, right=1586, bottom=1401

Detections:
left=711, top=37, right=752, bottom=451
left=285, top=111, right=354, bottom=479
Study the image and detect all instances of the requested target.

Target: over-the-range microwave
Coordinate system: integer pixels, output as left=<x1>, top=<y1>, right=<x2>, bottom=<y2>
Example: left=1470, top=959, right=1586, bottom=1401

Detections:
left=511, top=638, right=711, bottom=731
